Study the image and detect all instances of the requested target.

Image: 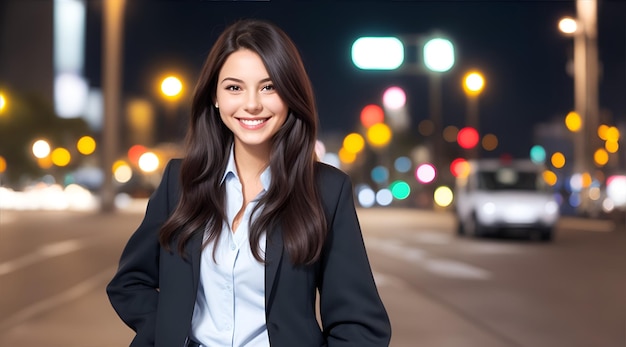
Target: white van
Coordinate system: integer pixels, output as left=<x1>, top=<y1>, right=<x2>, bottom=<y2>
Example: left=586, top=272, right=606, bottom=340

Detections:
left=454, top=159, right=560, bottom=241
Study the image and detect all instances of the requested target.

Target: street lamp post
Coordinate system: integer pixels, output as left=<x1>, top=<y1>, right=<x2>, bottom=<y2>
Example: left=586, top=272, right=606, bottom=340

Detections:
left=462, top=71, right=485, bottom=130
left=423, top=36, right=455, bottom=175
left=160, top=75, right=184, bottom=143
left=575, top=0, right=600, bottom=175
left=463, top=71, right=485, bottom=159
left=559, top=0, right=599, bottom=214
left=101, top=0, right=126, bottom=213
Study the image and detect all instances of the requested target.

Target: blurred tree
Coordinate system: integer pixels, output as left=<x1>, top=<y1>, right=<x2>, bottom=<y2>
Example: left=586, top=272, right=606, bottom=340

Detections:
left=0, top=91, right=90, bottom=187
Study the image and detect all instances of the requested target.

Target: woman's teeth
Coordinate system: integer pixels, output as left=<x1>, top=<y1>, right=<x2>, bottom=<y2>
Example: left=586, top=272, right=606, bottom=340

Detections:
left=240, top=119, right=266, bottom=126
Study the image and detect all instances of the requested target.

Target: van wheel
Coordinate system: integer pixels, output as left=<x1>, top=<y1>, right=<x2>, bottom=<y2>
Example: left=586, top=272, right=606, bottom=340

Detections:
left=540, top=228, right=553, bottom=242
left=465, top=214, right=484, bottom=238
left=456, top=218, right=465, bottom=236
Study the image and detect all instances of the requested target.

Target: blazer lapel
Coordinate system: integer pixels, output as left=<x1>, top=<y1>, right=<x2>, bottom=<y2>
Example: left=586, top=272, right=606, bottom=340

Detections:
left=265, top=224, right=284, bottom=310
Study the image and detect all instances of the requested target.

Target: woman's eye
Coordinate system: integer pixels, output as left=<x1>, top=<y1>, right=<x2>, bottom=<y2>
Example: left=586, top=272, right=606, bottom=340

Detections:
left=261, top=84, right=275, bottom=91
left=226, top=85, right=241, bottom=91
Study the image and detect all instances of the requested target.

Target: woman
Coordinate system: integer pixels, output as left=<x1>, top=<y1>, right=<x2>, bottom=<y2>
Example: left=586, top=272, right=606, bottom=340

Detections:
left=107, top=19, right=391, bottom=347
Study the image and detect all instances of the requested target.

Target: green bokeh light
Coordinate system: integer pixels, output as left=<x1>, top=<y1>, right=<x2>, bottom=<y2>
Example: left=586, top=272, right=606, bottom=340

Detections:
left=390, top=180, right=410, bottom=200
left=530, top=145, right=546, bottom=164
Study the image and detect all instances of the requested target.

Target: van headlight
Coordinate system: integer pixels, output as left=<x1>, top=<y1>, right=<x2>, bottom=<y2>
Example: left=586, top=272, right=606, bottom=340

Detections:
left=479, top=202, right=497, bottom=225
left=541, top=200, right=560, bottom=224
left=545, top=201, right=559, bottom=215
left=481, top=202, right=496, bottom=215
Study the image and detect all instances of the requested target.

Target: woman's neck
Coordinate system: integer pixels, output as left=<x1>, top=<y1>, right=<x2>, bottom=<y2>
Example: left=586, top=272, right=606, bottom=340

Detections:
left=232, top=142, right=270, bottom=180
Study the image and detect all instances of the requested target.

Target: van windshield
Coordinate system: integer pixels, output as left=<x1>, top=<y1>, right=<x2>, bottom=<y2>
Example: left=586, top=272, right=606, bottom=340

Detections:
left=477, top=169, right=547, bottom=191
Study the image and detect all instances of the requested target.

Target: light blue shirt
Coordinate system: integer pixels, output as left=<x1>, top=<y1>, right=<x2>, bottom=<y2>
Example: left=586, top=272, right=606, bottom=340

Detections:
left=191, top=148, right=271, bottom=347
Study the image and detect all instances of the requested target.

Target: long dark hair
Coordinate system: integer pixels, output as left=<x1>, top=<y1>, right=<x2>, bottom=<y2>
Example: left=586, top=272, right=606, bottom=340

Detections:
left=159, top=19, right=326, bottom=265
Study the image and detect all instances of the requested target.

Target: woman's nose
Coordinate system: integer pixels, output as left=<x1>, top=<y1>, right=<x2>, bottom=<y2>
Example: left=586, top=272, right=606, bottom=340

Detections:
left=245, top=93, right=262, bottom=113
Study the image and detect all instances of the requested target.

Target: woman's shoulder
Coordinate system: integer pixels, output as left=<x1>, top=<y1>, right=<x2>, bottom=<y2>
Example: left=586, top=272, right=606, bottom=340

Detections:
left=314, top=161, right=351, bottom=186
left=163, top=158, right=183, bottom=174
left=161, top=158, right=183, bottom=184
left=167, top=158, right=184, bottom=167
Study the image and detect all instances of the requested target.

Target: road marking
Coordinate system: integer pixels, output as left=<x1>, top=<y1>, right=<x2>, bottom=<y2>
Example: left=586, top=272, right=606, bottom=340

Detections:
left=0, top=239, right=86, bottom=276
left=411, top=231, right=453, bottom=245
left=423, top=258, right=492, bottom=280
left=0, top=267, right=115, bottom=331
left=464, top=242, right=524, bottom=255
left=367, top=239, right=427, bottom=261
left=372, top=271, right=411, bottom=289
left=367, top=238, right=492, bottom=280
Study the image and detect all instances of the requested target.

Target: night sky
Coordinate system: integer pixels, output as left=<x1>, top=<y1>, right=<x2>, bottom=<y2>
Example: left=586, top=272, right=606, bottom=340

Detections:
left=84, top=0, right=626, bottom=158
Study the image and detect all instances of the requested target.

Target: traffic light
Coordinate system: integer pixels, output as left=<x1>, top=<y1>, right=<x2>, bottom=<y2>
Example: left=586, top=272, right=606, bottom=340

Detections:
left=351, top=37, right=404, bottom=70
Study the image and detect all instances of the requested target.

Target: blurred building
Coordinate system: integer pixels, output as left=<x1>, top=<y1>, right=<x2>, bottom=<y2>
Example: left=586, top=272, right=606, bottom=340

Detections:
left=0, top=1, right=54, bottom=103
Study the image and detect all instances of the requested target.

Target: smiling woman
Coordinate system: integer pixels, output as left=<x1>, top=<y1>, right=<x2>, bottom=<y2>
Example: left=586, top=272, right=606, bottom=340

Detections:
left=107, top=18, right=391, bottom=347
left=216, top=49, right=288, bottom=152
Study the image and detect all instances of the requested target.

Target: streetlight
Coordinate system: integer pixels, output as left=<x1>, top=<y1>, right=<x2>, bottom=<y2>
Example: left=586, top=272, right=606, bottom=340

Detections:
left=351, top=37, right=404, bottom=70
left=101, top=0, right=126, bottom=212
left=423, top=38, right=455, bottom=73
left=558, top=0, right=600, bottom=214
left=0, top=92, right=6, bottom=114
left=462, top=70, right=485, bottom=159
left=558, top=17, right=578, bottom=34
left=159, top=74, right=185, bottom=143
left=423, top=35, right=455, bottom=177
left=462, top=71, right=485, bottom=130
left=160, top=76, right=183, bottom=99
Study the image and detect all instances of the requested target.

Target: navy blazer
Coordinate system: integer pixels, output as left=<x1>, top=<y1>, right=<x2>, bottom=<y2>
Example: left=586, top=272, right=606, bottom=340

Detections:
left=107, top=159, right=391, bottom=347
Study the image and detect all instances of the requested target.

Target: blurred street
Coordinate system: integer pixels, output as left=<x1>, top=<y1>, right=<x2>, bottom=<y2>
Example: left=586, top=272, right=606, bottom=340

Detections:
left=0, top=205, right=624, bottom=347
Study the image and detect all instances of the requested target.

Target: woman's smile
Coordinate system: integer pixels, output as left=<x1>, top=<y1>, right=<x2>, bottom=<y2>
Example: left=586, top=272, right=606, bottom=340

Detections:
left=237, top=117, right=270, bottom=129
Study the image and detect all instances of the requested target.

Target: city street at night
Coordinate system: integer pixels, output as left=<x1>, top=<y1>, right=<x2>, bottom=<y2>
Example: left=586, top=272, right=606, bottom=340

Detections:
left=1, top=1, right=625, bottom=346
left=0, top=206, right=623, bottom=347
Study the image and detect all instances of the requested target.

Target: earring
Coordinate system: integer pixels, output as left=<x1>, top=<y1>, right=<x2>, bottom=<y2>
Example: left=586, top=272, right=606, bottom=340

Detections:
left=215, top=103, right=219, bottom=109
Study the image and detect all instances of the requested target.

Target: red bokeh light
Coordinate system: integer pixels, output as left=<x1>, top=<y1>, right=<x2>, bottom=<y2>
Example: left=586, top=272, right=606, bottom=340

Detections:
left=457, top=127, right=479, bottom=149
left=128, top=144, right=147, bottom=165
left=360, top=104, right=384, bottom=128
left=450, top=158, right=469, bottom=177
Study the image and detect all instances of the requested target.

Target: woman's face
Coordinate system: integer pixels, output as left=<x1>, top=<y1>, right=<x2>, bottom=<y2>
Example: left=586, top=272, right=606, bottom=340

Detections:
left=216, top=49, right=288, bottom=153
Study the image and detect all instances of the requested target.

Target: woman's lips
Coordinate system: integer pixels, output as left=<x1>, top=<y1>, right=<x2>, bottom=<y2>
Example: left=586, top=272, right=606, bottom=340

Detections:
left=237, top=117, right=269, bottom=130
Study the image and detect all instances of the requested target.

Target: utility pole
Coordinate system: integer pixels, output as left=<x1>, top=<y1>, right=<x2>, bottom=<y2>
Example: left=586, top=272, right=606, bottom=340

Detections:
left=100, top=0, right=125, bottom=212
left=574, top=0, right=599, bottom=214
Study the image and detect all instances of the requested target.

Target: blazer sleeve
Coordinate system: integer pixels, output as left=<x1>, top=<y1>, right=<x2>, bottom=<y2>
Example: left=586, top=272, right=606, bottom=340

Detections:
left=318, top=168, right=392, bottom=346
left=106, top=159, right=179, bottom=347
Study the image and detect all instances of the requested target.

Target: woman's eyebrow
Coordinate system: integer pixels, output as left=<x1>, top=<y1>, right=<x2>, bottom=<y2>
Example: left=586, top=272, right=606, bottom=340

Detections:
left=220, top=77, right=243, bottom=84
left=220, top=77, right=272, bottom=84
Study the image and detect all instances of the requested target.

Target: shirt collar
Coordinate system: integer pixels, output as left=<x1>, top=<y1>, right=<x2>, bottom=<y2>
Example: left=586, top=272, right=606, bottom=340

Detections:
left=220, top=145, right=272, bottom=192
left=221, top=145, right=238, bottom=184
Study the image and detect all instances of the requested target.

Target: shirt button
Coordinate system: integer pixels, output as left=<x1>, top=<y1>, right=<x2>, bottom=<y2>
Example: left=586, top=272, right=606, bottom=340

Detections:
left=230, top=244, right=236, bottom=250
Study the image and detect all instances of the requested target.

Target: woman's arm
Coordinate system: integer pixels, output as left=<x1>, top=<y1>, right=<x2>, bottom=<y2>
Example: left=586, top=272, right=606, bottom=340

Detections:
left=106, top=160, right=178, bottom=346
left=318, top=168, right=392, bottom=346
